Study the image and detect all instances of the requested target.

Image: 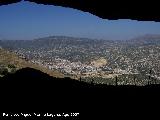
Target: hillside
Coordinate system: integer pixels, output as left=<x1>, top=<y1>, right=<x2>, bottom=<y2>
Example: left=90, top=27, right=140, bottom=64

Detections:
left=0, top=48, right=64, bottom=78
left=127, top=34, right=160, bottom=45
left=1, top=35, right=160, bottom=85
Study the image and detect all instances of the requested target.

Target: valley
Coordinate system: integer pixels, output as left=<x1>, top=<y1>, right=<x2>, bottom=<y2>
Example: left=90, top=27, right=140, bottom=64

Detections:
left=1, top=34, right=160, bottom=85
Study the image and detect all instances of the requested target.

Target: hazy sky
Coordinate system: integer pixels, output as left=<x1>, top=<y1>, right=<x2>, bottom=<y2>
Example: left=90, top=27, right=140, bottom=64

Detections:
left=0, top=1, right=160, bottom=40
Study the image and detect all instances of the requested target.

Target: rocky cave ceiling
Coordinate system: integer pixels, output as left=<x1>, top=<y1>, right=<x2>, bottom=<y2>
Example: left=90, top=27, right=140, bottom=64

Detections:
left=0, top=0, right=159, bottom=22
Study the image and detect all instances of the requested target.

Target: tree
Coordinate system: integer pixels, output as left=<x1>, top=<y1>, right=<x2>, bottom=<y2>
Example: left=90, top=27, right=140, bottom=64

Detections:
left=115, top=76, right=118, bottom=86
left=79, top=77, right=82, bottom=82
left=8, top=64, right=16, bottom=69
left=10, top=67, right=16, bottom=73
left=0, top=67, right=9, bottom=76
left=148, top=69, right=152, bottom=85
left=134, top=76, right=136, bottom=86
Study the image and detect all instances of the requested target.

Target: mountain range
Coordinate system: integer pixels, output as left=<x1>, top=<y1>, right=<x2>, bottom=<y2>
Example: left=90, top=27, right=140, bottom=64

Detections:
left=0, top=34, right=160, bottom=49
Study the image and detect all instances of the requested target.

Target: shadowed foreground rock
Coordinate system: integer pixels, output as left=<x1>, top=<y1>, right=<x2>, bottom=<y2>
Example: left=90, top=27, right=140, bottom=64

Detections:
left=0, top=67, right=160, bottom=118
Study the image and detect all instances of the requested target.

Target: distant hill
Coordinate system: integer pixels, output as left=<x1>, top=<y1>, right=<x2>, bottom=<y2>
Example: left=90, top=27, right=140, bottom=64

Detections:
left=127, top=34, right=160, bottom=45
left=1, top=35, right=160, bottom=48
left=0, top=48, right=64, bottom=78
left=0, top=36, right=116, bottom=63
left=0, top=36, right=114, bottom=49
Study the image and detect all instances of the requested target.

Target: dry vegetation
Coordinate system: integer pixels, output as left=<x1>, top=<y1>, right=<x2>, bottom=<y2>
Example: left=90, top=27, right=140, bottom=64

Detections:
left=91, top=57, right=108, bottom=68
left=0, top=48, right=64, bottom=78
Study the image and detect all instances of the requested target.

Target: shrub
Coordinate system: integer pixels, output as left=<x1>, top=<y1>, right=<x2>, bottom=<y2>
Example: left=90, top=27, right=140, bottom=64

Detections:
left=8, top=64, right=16, bottom=69
left=0, top=67, right=9, bottom=76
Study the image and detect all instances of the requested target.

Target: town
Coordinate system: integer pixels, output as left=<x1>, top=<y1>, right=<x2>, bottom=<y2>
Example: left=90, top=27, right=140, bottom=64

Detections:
left=1, top=35, right=160, bottom=85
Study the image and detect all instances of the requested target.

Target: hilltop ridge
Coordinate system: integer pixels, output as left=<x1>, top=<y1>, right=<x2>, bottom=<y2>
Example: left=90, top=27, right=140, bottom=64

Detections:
left=127, top=34, right=160, bottom=45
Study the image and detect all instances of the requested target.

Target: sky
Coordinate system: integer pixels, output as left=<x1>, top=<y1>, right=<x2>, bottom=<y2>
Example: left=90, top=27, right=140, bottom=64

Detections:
left=0, top=1, right=160, bottom=40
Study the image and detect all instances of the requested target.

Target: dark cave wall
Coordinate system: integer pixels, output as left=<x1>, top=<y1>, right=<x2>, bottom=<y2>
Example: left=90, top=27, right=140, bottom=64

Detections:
left=0, top=0, right=20, bottom=5
left=0, top=0, right=159, bottom=21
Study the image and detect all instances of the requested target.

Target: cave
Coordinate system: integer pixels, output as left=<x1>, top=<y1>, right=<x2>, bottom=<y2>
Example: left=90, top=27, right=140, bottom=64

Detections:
left=0, top=0, right=159, bottom=119
left=0, top=0, right=159, bottom=21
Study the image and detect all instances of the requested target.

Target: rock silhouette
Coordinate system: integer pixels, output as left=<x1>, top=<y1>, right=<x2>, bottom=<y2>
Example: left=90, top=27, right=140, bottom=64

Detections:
left=0, top=0, right=159, bottom=21
left=0, top=67, right=160, bottom=119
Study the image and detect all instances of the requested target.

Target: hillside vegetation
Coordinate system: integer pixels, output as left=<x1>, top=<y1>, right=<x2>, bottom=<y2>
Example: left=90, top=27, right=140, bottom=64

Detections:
left=1, top=35, right=160, bottom=85
left=0, top=48, right=64, bottom=78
